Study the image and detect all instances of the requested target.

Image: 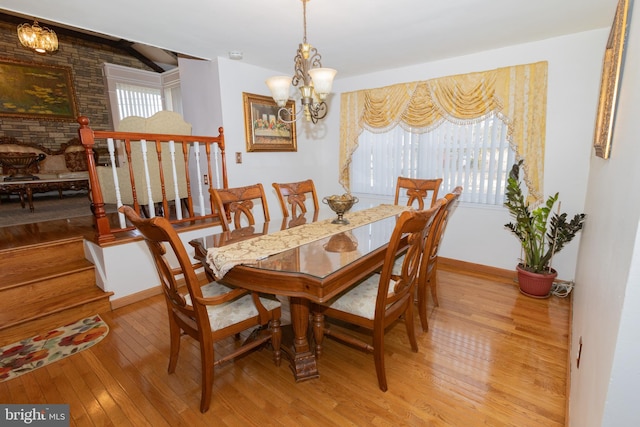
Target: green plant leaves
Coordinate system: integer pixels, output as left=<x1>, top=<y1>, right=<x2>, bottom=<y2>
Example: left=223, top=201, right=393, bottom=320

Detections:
left=503, top=160, right=586, bottom=273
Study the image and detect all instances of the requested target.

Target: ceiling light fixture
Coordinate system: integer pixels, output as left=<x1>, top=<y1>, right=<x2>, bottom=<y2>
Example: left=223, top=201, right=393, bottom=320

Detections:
left=266, top=0, right=336, bottom=124
left=17, top=20, right=58, bottom=54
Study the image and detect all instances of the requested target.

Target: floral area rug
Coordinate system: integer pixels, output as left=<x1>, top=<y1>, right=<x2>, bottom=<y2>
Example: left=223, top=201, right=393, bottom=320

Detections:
left=0, top=314, right=109, bottom=382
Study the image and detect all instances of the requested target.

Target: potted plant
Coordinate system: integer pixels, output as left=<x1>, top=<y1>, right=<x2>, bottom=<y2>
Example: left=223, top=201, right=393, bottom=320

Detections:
left=504, top=160, right=586, bottom=297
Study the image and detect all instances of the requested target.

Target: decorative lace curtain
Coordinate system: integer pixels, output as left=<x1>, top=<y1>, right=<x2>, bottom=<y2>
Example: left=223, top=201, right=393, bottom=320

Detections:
left=339, top=61, right=548, bottom=203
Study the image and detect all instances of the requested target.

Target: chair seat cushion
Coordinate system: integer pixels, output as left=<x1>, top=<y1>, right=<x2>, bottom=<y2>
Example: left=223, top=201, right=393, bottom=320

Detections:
left=326, top=274, right=383, bottom=320
left=184, top=281, right=281, bottom=331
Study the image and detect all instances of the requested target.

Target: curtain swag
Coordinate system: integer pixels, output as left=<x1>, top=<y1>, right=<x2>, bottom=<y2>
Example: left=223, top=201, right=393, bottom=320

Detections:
left=339, top=61, right=548, bottom=203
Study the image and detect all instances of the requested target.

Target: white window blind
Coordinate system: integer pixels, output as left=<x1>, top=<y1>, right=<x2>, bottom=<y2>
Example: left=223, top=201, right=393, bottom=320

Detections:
left=115, top=83, right=163, bottom=120
left=351, top=114, right=515, bottom=205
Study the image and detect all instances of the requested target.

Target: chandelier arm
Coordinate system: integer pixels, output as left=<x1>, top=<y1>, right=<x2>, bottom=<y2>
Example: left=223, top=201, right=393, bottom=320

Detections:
left=309, top=102, right=328, bottom=122
left=277, top=107, right=300, bottom=124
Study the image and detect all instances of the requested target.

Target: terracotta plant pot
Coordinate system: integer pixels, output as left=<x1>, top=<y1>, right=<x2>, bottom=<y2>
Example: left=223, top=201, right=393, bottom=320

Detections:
left=516, top=264, right=557, bottom=298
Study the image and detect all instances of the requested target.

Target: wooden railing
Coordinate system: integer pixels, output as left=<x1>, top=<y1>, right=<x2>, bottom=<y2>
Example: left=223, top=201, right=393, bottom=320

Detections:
left=77, top=116, right=228, bottom=244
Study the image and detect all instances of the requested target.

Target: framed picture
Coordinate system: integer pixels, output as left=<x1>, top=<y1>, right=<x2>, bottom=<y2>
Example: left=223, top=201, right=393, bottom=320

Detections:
left=0, top=58, right=78, bottom=122
left=593, top=0, right=630, bottom=159
left=243, top=92, right=297, bottom=152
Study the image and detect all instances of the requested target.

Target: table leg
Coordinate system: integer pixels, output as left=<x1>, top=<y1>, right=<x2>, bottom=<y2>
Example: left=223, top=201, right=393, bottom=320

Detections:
left=17, top=190, right=26, bottom=209
left=26, top=187, right=34, bottom=212
left=282, top=296, right=319, bottom=381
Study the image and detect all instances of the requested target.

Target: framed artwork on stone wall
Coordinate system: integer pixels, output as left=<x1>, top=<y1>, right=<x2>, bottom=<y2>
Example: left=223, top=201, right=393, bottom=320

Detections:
left=593, top=0, right=630, bottom=159
left=0, top=58, right=79, bottom=121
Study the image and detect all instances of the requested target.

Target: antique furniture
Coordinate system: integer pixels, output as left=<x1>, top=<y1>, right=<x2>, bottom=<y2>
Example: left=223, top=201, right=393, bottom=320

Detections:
left=0, top=137, right=90, bottom=179
left=394, top=177, right=443, bottom=209
left=119, top=205, right=282, bottom=413
left=311, top=206, right=441, bottom=391
left=195, top=204, right=409, bottom=381
left=272, top=179, right=319, bottom=218
left=210, top=183, right=270, bottom=232
left=0, top=137, right=92, bottom=211
left=0, top=152, right=46, bottom=181
left=392, top=186, right=463, bottom=331
left=0, top=178, right=90, bottom=212
left=419, top=187, right=463, bottom=311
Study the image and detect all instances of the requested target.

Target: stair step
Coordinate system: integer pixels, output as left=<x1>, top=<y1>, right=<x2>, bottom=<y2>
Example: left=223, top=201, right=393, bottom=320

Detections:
left=0, top=234, right=114, bottom=347
left=0, top=297, right=112, bottom=347
left=1, top=258, right=95, bottom=290
left=0, top=237, right=87, bottom=284
left=0, top=286, right=113, bottom=332
left=0, top=268, right=97, bottom=314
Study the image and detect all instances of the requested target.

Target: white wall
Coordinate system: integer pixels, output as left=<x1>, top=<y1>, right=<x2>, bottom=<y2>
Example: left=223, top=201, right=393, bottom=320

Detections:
left=185, top=57, right=345, bottom=214
left=179, top=29, right=607, bottom=281
left=328, top=29, right=607, bottom=280
left=571, top=2, right=640, bottom=424
left=84, top=226, right=222, bottom=299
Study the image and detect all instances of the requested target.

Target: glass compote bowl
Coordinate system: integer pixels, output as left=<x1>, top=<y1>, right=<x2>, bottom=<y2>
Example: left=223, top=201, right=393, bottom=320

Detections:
left=0, top=152, right=46, bottom=181
left=322, top=194, right=359, bottom=224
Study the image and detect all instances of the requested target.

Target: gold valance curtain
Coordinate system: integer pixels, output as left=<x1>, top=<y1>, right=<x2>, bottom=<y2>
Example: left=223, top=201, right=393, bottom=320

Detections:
left=339, top=61, right=548, bottom=203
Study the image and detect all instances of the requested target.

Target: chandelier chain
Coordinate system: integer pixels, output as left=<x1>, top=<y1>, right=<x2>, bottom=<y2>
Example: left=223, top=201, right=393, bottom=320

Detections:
left=302, top=0, right=308, bottom=44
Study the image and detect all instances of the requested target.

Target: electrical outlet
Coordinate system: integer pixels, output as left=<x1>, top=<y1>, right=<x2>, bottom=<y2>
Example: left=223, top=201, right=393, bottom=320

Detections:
left=235, top=152, right=242, bottom=164
left=203, top=174, right=208, bottom=185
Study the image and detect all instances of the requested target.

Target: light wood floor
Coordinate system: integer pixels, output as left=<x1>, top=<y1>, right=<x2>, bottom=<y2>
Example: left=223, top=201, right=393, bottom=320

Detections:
left=0, top=264, right=570, bottom=426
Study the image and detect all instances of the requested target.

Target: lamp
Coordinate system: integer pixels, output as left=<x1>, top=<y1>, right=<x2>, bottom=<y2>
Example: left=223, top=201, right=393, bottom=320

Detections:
left=266, top=0, right=336, bottom=124
left=17, top=20, right=58, bottom=54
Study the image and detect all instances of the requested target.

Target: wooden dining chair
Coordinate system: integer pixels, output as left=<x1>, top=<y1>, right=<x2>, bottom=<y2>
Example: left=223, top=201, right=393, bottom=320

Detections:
left=119, top=205, right=281, bottom=413
left=272, top=179, right=319, bottom=218
left=418, top=186, right=463, bottom=312
left=394, top=177, right=443, bottom=209
left=210, top=183, right=270, bottom=232
left=392, top=186, right=463, bottom=331
left=311, top=203, right=442, bottom=392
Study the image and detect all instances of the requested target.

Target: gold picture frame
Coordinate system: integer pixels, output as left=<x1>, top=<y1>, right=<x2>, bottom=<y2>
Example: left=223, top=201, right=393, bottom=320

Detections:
left=593, top=0, right=630, bottom=159
left=243, top=92, right=297, bottom=152
left=0, top=58, right=79, bottom=121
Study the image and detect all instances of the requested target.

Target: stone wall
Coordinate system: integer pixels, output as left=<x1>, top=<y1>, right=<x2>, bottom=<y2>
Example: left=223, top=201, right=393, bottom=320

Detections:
left=0, top=19, right=154, bottom=150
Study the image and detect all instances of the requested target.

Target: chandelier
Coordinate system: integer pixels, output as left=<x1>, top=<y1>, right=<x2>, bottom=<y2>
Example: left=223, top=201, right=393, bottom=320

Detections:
left=266, top=0, right=336, bottom=124
left=17, top=20, right=59, bottom=54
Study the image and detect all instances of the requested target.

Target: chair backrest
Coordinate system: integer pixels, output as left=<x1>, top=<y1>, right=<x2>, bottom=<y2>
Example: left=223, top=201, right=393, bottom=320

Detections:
left=272, top=179, right=319, bottom=218
left=118, top=205, right=207, bottom=331
left=376, top=203, right=442, bottom=318
left=420, top=186, right=463, bottom=277
left=394, top=177, right=443, bottom=210
left=210, top=183, right=270, bottom=232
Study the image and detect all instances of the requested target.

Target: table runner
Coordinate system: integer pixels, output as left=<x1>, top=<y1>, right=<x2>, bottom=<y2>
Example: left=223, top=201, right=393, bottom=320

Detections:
left=206, top=204, right=409, bottom=279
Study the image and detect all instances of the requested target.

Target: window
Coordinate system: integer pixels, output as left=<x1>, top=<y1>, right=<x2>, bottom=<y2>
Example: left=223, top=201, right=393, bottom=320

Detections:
left=115, top=83, right=162, bottom=120
left=351, top=113, right=515, bottom=205
left=103, top=63, right=182, bottom=129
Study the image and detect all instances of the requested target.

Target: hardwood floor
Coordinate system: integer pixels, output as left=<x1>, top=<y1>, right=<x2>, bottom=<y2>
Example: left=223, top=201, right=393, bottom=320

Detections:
left=0, top=262, right=570, bottom=426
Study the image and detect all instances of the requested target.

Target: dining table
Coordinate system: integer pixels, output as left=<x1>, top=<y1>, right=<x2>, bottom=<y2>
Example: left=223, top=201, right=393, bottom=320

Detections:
left=190, top=203, right=409, bottom=381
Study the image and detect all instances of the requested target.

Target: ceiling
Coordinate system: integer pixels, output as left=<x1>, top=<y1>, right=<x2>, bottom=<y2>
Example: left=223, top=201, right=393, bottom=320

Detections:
left=0, top=0, right=618, bottom=78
